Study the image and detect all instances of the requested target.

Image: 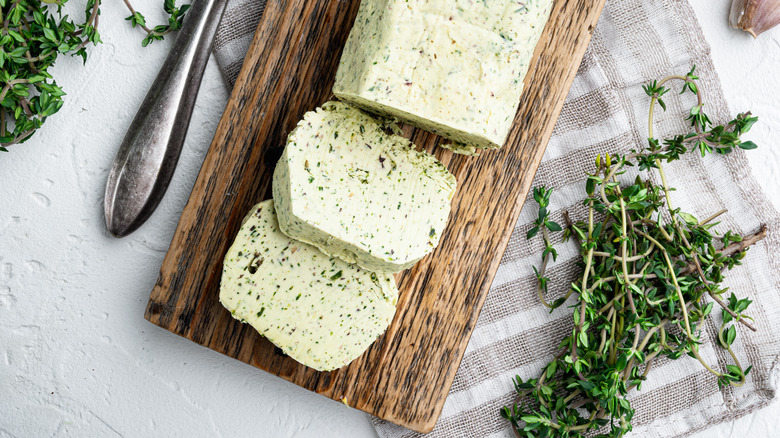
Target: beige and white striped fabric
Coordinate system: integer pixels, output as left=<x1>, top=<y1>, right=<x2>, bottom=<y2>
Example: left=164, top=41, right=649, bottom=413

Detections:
left=213, top=0, right=265, bottom=88
left=213, top=0, right=780, bottom=436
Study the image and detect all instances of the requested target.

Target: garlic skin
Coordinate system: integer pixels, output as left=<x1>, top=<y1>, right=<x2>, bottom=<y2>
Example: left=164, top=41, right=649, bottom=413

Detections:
left=730, top=0, right=780, bottom=38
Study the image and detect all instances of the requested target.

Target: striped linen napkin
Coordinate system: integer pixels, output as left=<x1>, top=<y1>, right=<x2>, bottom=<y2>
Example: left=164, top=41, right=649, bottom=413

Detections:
left=213, top=0, right=780, bottom=436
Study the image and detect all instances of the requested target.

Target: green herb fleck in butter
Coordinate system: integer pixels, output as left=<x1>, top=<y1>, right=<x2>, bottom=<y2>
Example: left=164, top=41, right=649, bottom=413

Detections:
left=219, top=200, right=398, bottom=372
left=272, top=101, right=456, bottom=273
left=333, top=0, right=553, bottom=151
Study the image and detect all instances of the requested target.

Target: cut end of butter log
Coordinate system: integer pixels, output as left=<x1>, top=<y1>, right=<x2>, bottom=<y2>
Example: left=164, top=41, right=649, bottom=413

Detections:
left=273, top=101, right=456, bottom=273
left=333, top=0, right=553, bottom=151
left=220, top=200, right=398, bottom=372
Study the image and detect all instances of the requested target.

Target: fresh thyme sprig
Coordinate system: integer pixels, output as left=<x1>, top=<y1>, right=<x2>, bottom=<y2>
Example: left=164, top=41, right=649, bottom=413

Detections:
left=0, top=0, right=101, bottom=150
left=123, top=0, right=189, bottom=47
left=529, top=186, right=570, bottom=311
left=501, top=67, right=767, bottom=437
left=0, top=0, right=189, bottom=152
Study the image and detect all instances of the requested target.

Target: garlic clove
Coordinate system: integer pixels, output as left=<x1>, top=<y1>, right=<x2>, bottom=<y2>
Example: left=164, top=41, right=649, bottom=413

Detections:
left=730, top=0, right=780, bottom=38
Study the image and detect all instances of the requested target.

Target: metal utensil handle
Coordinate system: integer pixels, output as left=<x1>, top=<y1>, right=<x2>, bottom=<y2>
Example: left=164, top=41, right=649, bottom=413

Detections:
left=104, top=0, right=229, bottom=237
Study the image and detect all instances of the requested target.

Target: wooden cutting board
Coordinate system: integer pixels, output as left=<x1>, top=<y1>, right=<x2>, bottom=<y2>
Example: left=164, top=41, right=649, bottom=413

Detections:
left=145, top=0, right=605, bottom=433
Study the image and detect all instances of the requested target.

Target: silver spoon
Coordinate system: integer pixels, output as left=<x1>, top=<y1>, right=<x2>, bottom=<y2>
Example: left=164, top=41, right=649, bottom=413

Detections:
left=104, top=0, right=229, bottom=237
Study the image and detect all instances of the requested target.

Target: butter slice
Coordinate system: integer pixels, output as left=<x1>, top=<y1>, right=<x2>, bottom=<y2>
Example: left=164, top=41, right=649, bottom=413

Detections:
left=333, top=0, right=553, bottom=150
left=273, top=101, right=456, bottom=273
left=219, top=200, right=398, bottom=372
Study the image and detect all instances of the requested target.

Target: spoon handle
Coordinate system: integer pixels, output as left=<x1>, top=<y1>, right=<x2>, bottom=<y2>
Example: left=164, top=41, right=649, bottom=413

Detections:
left=104, top=0, right=229, bottom=237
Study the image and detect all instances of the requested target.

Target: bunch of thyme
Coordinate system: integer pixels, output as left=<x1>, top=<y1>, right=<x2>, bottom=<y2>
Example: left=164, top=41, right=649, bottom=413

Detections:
left=0, top=0, right=100, bottom=149
left=0, top=0, right=188, bottom=152
left=501, top=67, right=767, bottom=437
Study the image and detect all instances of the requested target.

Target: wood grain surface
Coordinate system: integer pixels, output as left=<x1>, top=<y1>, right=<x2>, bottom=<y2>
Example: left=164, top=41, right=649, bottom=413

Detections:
left=145, top=0, right=606, bottom=433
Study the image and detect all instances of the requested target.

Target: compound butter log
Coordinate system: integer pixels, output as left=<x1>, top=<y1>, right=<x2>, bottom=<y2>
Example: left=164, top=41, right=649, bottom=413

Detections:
left=145, top=0, right=606, bottom=433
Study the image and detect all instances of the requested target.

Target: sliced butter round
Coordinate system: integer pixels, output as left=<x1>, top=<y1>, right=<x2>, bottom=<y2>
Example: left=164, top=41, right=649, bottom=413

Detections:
left=273, top=101, right=456, bottom=273
left=220, top=200, right=398, bottom=372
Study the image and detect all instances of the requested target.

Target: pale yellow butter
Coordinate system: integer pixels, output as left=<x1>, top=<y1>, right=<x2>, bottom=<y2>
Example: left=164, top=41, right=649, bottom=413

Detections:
left=333, top=0, right=553, bottom=150
left=273, top=101, right=456, bottom=273
left=219, top=200, right=398, bottom=372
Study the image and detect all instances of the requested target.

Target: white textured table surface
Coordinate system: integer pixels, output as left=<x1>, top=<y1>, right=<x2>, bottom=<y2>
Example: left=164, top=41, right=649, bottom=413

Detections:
left=1, top=1, right=779, bottom=437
